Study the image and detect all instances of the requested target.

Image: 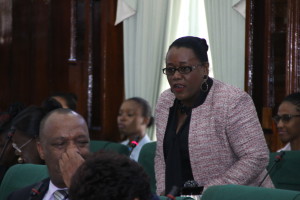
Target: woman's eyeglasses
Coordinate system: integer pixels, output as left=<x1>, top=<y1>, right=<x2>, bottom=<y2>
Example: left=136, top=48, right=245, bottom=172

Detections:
left=12, top=138, right=33, bottom=154
left=272, top=114, right=300, bottom=124
left=162, top=65, right=201, bottom=76
left=11, top=138, right=33, bottom=164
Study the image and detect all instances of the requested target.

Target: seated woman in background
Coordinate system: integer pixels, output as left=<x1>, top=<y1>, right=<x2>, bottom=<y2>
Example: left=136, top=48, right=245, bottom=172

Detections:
left=274, top=92, right=300, bottom=151
left=0, top=102, right=25, bottom=183
left=118, top=97, right=154, bottom=161
left=0, top=101, right=61, bottom=174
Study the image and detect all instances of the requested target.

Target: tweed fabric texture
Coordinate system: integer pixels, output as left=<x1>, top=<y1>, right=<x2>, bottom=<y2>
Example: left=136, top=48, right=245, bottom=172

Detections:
left=154, top=78, right=273, bottom=194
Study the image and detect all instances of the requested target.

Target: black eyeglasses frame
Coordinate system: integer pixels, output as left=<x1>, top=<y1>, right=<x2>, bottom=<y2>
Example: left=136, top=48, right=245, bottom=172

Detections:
left=272, top=114, right=300, bottom=124
left=162, top=65, right=202, bottom=76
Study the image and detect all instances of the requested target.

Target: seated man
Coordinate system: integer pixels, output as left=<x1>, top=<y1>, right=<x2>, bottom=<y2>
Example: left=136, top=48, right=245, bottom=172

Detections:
left=7, top=108, right=90, bottom=200
left=69, top=151, right=159, bottom=200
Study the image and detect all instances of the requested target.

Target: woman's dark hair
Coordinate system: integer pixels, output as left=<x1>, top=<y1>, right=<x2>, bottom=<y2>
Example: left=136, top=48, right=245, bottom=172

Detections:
left=69, top=151, right=152, bottom=200
left=127, top=97, right=154, bottom=127
left=12, top=100, right=61, bottom=138
left=42, top=92, right=78, bottom=111
left=282, top=92, right=300, bottom=112
left=168, top=36, right=209, bottom=63
left=52, top=92, right=78, bottom=110
left=0, top=102, right=25, bottom=133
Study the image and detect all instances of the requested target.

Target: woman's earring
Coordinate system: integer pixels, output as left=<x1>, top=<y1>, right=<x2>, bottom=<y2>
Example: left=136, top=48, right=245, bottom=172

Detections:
left=17, top=156, right=24, bottom=163
left=201, top=75, right=208, bottom=92
left=14, top=148, right=24, bottom=163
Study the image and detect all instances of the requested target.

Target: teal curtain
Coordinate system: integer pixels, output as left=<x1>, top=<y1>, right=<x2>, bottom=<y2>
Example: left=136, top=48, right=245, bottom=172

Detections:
left=204, top=0, right=245, bottom=89
left=116, top=0, right=170, bottom=139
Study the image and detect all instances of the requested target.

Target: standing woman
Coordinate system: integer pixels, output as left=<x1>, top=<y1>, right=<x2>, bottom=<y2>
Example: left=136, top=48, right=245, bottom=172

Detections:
left=274, top=92, right=300, bottom=151
left=118, top=97, right=154, bottom=161
left=154, top=36, right=273, bottom=195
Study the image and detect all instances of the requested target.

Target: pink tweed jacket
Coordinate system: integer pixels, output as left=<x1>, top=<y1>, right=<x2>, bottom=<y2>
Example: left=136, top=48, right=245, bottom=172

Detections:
left=154, top=78, right=273, bottom=194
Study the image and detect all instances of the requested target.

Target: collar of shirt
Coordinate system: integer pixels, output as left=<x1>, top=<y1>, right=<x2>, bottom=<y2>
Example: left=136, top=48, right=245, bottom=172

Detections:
left=277, top=143, right=291, bottom=152
left=43, top=180, right=68, bottom=200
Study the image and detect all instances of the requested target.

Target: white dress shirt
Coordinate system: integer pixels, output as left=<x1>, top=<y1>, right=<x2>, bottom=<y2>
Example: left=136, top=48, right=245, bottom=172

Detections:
left=277, top=143, right=291, bottom=152
left=43, top=180, right=68, bottom=200
left=121, top=134, right=151, bottom=161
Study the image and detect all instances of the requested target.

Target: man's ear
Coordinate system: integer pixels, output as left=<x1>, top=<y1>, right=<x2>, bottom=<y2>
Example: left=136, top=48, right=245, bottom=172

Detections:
left=36, top=140, right=45, bottom=160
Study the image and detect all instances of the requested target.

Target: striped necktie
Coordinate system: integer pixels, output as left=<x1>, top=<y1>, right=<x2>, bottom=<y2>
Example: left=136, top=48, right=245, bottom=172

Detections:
left=53, top=190, right=68, bottom=200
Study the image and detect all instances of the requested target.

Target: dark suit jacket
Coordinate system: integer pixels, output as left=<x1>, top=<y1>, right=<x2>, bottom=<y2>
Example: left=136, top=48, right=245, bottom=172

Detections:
left=7, top=178, right=50, bottom=200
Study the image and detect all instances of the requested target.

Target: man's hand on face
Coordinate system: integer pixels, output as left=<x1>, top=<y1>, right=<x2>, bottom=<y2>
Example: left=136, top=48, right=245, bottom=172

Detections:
left=59, top=148, right=85, bottom=188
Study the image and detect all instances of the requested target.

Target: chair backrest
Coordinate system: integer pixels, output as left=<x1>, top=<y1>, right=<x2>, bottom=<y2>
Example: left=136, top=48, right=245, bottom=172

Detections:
left=137, top=141, right=157, bottom=193
left=90, top=140, right=129, bottom=156
left=0, top=164, right=48, bottom=200
left=201, top=184, right=300, bottom=200
left=268, top=151, right=300, bottom=191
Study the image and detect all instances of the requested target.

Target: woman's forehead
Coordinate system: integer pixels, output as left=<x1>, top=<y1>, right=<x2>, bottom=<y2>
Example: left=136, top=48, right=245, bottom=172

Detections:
left=166, top=47, right=199, bottom=63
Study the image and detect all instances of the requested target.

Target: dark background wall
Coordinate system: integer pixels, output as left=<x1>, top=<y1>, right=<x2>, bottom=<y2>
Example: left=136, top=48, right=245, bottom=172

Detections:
left=0, top=0, right=124, bottom=141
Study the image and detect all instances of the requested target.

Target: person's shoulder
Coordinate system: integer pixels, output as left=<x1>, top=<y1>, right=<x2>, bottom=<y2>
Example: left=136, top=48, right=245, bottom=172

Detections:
left=7, top=178, right=50, bottom=200
left=157, top=88, right=174, bottom=106
left=120, top=139, right=129, bottom=145
left=277, top=143, right=291, bottom=152
left=156, top=89, right=174, bottom=116
left=151, top=193, right=161, bottom=200
left=142, top=134, right=152, bottom=143
left=7, top=184, right=34, bottom=200
left=212, top=78, right=245, bottom=93
left=211, top=78, right=251, bottom=99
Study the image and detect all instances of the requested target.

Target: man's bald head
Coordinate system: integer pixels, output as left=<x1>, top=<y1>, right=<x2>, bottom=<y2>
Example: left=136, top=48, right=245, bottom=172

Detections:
left=39, top=108, right=87, bottom=140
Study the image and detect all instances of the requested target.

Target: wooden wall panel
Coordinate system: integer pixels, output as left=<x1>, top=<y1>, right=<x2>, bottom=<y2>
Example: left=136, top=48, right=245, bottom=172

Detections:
left=67, top=0, right=89, bottom=119
left=29, top=0, right=52, bottom=104
left=245, top=0, right=265, bottom=120
left=0, top=0, right=72, bottom=107
left=11, top=0, right=33, bottom=104
left=0, top=0, right=13, bottom=111
left=48, top=0, right=71, bottom=93
left=0, top=0, right=124, bottom=141
left=246, top=0, right=300, bottom=151
left=90, top=0, right=124, bottom=141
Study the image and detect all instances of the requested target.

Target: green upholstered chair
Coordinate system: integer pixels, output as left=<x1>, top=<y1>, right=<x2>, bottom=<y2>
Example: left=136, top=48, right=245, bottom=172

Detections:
left=0, top=164, right=48, bottom=200
left=89, top=140, right=130, bottom=156
left=268, top=151, right=300, bottom=191
left=138, top=141, right=157, bottom=193
left=201, top=184, right=300, bottom=200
